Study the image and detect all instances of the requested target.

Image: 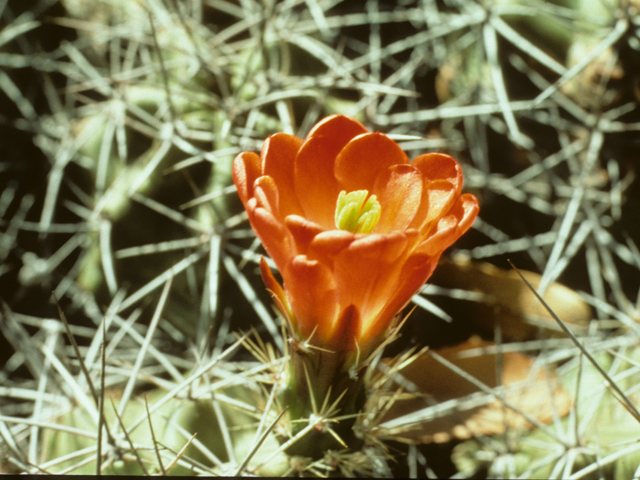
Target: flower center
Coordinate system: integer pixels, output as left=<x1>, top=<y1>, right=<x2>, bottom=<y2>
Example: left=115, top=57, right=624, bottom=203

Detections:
left=335, top=190, right=381, bottom=234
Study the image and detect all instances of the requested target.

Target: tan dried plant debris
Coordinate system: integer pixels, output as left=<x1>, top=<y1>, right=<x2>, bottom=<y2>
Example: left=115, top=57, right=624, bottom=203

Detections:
left=433, top=258, right=592, bottom=341
left=379, top=336, right=571, bottom=443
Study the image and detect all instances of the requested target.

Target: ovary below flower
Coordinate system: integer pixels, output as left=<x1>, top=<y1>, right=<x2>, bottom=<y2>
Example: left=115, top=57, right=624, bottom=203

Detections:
left=233, top=114, right=479, bottom=359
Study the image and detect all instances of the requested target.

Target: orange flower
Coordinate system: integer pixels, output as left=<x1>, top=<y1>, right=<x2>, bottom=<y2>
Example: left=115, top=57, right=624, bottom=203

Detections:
left=233, top=115, right=478, bottom=357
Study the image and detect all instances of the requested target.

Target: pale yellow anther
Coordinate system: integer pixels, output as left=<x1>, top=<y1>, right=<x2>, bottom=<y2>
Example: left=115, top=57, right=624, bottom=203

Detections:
left=335, top=190, right=381, bottom=234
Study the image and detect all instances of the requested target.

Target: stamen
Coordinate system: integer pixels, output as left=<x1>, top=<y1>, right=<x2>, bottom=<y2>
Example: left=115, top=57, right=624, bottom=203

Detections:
left=335, top=190, right=381, bottom=234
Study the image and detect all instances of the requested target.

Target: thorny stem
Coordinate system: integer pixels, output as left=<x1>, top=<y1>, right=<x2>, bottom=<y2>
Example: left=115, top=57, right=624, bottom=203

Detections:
left=282, top=340, right=366, bottom=458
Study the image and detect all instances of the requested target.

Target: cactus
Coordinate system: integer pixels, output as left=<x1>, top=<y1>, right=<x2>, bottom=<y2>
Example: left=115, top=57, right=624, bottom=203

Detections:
left=1, top=0, right=640, bottom=477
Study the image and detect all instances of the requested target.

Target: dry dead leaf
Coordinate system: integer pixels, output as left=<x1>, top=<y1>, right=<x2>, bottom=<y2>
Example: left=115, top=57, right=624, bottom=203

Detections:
left=379, top=336, right=571, bottom=443
left=432, top=258, right=592, bottom=341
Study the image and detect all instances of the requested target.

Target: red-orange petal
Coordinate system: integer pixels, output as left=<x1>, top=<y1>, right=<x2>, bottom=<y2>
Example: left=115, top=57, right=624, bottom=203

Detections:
left=414, top=180, right=457, bottom=234
left=248, top=205, right=291, bottom=270
left=411, top=153, right=464, bottom=233
left=327, top=304, right=360, bottom=352
left=455, top=193, right=480, bottom=237
left=307, top=230, right=355, bottom=269
left=232, top=151, right=261, bottom=207
left=305, top=114, right=368, bottom=143
left=335, top=132, right=409, bottom=193
left=372, top=164, right=422, bottom=233
left=419, top=192, right=479, bottom=255
left=419, top=215, right=458, bottom=256
left=260, top=256, right=291, bottom=323
left=412, top=153, right=463, bottom=189
left=347, top=231, right=421, bottom=338
left=284, top=256, right=338, bottom=342
left=253, top=175, right=280, bottom=218
left=294, top=116, right=369, bottom=228
left=285, top=215, right=324, bottom=255
left=333, top=232, right=409, bottom=332
left=261, top=133, right=304, bottom=218
left=367, top=252, right=440, bottom=346
left=293, top=136, right=343, bottom=228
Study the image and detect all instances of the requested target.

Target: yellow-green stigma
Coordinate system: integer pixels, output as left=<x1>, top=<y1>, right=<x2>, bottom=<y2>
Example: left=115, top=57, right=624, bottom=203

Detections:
left=335, top=190, right=381, bottom=234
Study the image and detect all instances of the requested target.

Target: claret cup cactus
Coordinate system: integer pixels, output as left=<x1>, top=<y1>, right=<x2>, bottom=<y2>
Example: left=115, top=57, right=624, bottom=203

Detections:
left=233, top=114, right=478, bottom=458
